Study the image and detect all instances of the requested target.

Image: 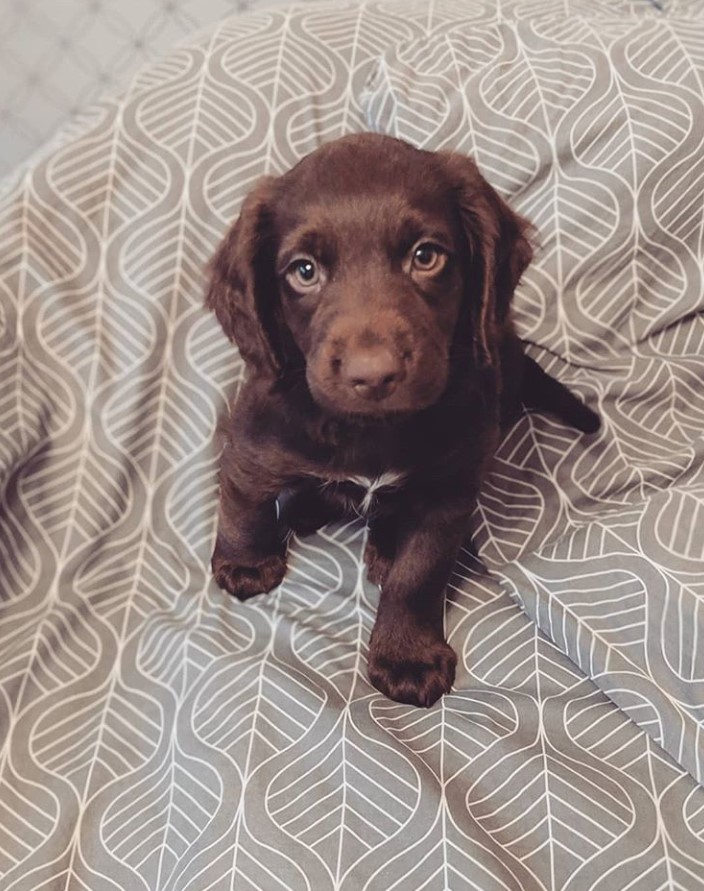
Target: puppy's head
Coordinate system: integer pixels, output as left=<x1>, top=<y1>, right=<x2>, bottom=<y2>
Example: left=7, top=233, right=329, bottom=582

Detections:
left=206, top=133, right=532, bottom=418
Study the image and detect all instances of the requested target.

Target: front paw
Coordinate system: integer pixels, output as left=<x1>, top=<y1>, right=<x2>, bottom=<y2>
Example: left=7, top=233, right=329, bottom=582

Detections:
left=212, top=552, right=287, bottom=600
left=368, top=633, right=457, bottom=707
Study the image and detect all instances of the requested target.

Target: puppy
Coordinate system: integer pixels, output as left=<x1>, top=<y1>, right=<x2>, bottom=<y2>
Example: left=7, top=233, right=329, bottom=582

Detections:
left=205, top=133, right=599, bottom=707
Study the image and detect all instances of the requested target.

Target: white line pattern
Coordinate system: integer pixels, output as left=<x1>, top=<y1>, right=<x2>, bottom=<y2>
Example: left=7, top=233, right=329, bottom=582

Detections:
left=1, top=1, right=704, bottom=889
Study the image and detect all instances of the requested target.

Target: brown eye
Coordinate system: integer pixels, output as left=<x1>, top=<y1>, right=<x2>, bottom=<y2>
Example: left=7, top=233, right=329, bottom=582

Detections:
left=412, top=243, right=446, bottom=273
left=287, top=256, right=320, bottom=290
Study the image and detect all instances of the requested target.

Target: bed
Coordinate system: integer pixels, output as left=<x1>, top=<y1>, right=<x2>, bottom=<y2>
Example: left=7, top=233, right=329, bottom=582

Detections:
left=1, top=0, right=704, bottom=888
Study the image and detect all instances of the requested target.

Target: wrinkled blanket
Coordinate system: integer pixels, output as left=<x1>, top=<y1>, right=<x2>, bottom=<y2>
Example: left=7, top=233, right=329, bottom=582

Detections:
left=1, top=1, right=704, bottom=889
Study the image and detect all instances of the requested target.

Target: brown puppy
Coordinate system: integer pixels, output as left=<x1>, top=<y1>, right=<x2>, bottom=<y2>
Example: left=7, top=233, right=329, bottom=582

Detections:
left=206, top=133, right=598, bottom=707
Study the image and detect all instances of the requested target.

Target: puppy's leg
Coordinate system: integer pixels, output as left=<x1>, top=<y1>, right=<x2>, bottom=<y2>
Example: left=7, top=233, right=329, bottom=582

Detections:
left=367, top=504, right=470, bottom=707
left=279, top=483, right=347, bottom=537
left=212, top=463, right=287, bottom=601
left=364, top=514, right=397, bottom=587
left=521, top=355, right=600, bottom=434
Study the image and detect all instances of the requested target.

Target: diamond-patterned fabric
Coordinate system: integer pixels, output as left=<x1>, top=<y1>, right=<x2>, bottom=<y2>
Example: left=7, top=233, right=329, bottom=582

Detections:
left=0, top=0, right=282, bottom=177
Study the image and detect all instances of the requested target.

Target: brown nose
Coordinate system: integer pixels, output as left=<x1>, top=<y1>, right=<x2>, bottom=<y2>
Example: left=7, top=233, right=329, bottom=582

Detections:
left=342, top=347, right=406, bottom=401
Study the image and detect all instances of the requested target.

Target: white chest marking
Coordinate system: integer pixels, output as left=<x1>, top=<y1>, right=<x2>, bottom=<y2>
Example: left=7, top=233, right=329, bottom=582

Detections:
left=346, top=471, right=406, bottom=514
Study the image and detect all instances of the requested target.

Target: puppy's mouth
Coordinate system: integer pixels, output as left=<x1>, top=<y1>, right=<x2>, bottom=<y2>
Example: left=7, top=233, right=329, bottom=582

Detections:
left=301, top=327, right=451, bottom=420
left=306, top=367, right=448, bottom=420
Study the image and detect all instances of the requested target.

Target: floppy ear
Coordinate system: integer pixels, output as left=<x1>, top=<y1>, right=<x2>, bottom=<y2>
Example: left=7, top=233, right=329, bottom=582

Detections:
left=205, top=176, right=284, bottom=375
left=442, top=154, right=533, bottom=367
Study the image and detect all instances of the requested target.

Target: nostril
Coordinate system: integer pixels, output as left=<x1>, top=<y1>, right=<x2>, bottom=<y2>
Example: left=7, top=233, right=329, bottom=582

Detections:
left=350, top=370, right=398, bottom=390
left=343, top=346, right=405, bottom=400
left=351, top=373, right=399, bottom=401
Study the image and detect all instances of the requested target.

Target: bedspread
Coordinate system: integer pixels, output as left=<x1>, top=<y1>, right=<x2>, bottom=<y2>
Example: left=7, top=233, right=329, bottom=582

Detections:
left=1, top=1, right=704, bottom=889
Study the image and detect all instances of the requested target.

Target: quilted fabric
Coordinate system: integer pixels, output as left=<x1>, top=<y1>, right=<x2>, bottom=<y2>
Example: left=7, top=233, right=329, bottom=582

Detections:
left=1, top=1, right=704, bottom=889
left=0, top=0, right=267, bottom=178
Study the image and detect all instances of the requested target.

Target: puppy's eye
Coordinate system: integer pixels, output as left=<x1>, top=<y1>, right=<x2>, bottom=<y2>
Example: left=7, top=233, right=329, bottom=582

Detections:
left=287, top=256, right=321, bottom=290
left=411, top=242, right=446, bottom=274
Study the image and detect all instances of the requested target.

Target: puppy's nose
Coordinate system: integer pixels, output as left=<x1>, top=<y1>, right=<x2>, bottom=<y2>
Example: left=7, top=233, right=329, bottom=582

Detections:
left=343, top=347, right=406, bottom=401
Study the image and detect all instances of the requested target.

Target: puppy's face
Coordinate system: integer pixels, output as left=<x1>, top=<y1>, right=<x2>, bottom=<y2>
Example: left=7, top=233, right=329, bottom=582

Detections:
left=274, top=146, right=466, bottom=416
left=206, top=134, right=533, bottom=419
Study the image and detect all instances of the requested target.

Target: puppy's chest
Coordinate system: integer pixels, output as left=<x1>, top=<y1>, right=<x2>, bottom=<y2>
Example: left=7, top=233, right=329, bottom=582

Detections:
left=320, top=470, right=406, bottom=515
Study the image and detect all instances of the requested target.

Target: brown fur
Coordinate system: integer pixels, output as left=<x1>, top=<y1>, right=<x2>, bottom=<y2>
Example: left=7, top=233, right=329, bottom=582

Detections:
left=205, top=133, right=598, bottom=707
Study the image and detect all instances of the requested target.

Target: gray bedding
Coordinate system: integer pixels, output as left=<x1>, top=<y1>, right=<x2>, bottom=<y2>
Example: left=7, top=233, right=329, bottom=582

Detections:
left=1, top=1, right=704, bottom=888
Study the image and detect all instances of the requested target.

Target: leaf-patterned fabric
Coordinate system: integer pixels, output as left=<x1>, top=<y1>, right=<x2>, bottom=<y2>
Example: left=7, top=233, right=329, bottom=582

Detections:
left=1, top=1, right=703, bottom=889
left=364, top=7, right=704, bottom=783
